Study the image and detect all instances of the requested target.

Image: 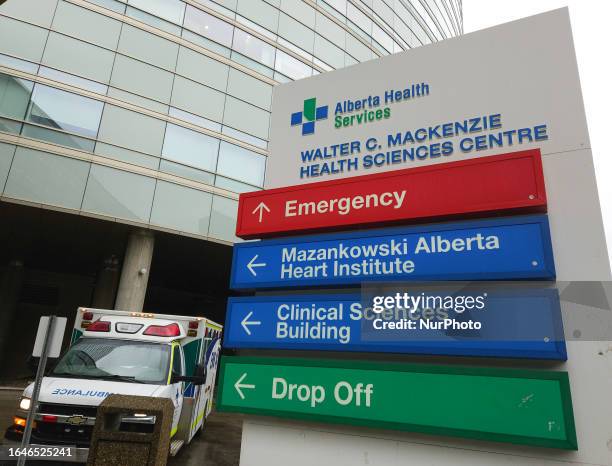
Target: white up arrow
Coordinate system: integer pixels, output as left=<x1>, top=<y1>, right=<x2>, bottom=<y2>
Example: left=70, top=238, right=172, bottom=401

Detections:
left=252, top=202, right=270, bottom=223
left=241, top=311, right=262, bottom=335
left=247, top=254, right=266, bottom=276
left=234, top=372, right=255, bottom=400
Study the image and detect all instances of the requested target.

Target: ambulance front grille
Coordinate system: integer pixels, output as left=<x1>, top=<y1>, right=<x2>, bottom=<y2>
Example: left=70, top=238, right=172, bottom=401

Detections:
left=38, top=403, right=98, bottom=418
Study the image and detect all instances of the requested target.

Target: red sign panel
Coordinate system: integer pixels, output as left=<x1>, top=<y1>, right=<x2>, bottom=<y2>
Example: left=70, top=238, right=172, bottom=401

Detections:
left=236, top=149, right=547, bottom=239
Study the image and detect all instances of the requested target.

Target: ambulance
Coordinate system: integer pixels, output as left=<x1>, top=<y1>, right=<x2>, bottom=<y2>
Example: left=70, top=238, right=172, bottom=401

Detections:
left=5, top=307, right=223, bottom=462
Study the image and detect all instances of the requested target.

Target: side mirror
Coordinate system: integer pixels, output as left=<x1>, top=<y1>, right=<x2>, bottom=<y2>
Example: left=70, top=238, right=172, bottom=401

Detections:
left=170, top=373, right=206, bottom=386
left=195, top=363, right=206, bottom=378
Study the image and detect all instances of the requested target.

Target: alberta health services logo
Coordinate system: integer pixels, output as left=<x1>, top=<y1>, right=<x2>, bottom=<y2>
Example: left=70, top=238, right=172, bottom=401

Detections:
left=290, top=83, right=430, bottom=136
left=290, top=98, right=328, bottom=135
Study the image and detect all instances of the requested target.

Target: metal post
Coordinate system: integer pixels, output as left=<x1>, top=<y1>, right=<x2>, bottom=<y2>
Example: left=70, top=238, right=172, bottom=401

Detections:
left=17, top=315, right=56, bottom=466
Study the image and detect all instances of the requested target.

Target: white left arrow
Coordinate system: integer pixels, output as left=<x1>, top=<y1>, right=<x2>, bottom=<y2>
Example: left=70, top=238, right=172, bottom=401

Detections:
left=252, top=202, right=270, bottom=223
left=234, top=372, right=255, bottom=400
left=241, top=311, right=262, bottom=335
left=247, top=254, right=266, bottom=276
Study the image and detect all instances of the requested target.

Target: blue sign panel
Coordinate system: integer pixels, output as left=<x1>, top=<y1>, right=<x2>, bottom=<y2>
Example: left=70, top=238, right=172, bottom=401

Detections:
left=224, top=290, right=566, bottom=360
left=230, top=215, right=555, bottom=290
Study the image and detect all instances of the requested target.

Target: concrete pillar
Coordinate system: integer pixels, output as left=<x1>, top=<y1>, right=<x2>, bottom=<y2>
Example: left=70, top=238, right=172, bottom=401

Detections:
left=92, top=255, right=120, bottom=309
left=115, top=230, right=154, bottom=312
left=0, top=260, right=25, bottom=371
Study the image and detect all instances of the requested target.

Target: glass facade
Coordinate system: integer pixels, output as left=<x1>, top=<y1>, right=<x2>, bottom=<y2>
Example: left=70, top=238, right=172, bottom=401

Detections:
left=0, top=0, right=461, bottom=244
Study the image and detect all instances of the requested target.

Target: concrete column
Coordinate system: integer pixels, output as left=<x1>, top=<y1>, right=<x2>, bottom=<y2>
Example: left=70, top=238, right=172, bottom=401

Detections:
left=0, top=260, right=25, bottom=370
left=92, top=255, right=120, bottom=309
left=115, top=230, right=154, bottom=312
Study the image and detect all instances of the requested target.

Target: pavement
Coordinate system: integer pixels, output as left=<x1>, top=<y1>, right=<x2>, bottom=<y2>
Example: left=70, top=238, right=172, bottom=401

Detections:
left=0, top=388, right=243, bottom=466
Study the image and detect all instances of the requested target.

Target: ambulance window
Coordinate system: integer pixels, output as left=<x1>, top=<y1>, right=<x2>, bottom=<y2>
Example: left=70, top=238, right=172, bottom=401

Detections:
left=172, top=346, right=183, bottom=376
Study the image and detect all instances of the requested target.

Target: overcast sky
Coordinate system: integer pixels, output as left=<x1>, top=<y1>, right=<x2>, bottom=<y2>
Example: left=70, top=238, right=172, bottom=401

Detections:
left=463, top=1, right=612, bottom=259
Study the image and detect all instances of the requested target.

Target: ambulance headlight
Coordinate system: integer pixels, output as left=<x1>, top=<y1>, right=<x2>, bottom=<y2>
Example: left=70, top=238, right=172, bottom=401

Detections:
left=19, top=397, right=31, bottom=410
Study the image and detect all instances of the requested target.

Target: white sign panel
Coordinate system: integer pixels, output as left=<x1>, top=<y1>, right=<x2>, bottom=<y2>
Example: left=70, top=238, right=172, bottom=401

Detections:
left=32, top=316, right=67, bottom=358
left=246, top=8, right=612, bottom=466
left=266, top=8, right=589, bottom=188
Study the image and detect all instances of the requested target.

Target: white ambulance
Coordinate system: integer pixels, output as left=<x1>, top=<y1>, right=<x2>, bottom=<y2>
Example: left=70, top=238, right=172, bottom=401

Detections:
left=5, top=307, right=223, bottom=462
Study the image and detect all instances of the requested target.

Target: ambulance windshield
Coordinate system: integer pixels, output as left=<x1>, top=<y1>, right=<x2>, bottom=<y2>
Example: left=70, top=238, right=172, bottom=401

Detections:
left=52, top=338, right=171, bottom=385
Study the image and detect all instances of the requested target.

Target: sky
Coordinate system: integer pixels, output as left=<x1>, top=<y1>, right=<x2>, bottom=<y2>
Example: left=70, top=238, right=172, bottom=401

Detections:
left=463, top=1, right=612, bottom=259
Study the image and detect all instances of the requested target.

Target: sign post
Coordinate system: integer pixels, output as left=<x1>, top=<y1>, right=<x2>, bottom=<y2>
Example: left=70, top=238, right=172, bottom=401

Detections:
left=18, top=316, right=66, bottom=466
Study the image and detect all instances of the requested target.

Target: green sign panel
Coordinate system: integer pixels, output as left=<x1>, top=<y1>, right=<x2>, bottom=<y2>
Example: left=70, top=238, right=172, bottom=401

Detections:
left=218, top=357, right=577, bottom=450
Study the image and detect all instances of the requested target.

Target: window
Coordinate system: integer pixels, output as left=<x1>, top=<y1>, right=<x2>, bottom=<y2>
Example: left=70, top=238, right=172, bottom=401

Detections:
left=232, top=28, right=276, bottom=68
left=215, top=175, right=259, bottom=194
left=117, top=25, right=179, bottom=71
left=226, top=68, right=272, bottom=110
left=159, top=159, right=215, bottom=185
left=314, top=35, right=344, bottom=69
left=127, top=0, right=185, bottom=25
left=0, top=142, right=16, bottom=192
left=26, top=84, right=103, bottom=138
left=281, top=0, right=316, bottom=28
left=0, top=53, right=39, bottom=74
left=170, top=76, right=225, bottom=123
left=373, top=23, right=394, bottom=54
left=22, top=125, right=95, bottom=152
left=0, top=73, right=33, bottom=121
left=278, top=13, right=315, bottom=54
left=345, top=34, right=373, bottom=62
left=51, top=1, right=122, bottom=50
left=217, top=141, right=266, bottom=187
left=38, top=67, right=108, bottom=95
left=172, top=345, right=183, bottom=376
left=175, top=47, right=229, bottom=92
left=169, top=107, right=221, bottom=132
left=150, top=181, right=213, bottom=236
left=87, top=0, right=126, bottom=14
left=275, top=50, right=312, bottom=80
left=52, top=338, right=170, bottom=384
left=0, top=0, right=58, bottom=28
left=42, top=33, right=115, bottom=83
left=0, top=16, right=48, bottom=63
left=322, top=0, right=347, bottom=16
left=126, top=6, right=181, bottom=35
left=82, top=164, right=156, bottom=222
left=315, top=12, right=346, bottom=48
left=236, top=0, right=279, bottom=33
left=223, top=96, right=270, bottom=140
left=208, top=194, right=240, bottom=242
left=162, top=124, right=219, bottom=172
left=347, top=3, right=372, bottom=36
left=230, top=51, right=274, bottom=78
left=222, top=125, right=267, bottom=149
left=110, top=55, right=174, bottom=104
left=4, top=147, right=90, bottom=210
left=97, top=105, right=166, bottom=156
left=183, top=5, right=234, bottom=47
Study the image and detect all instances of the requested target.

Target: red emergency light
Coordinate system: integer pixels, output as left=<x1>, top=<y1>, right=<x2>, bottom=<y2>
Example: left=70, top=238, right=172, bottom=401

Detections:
left=87, top=320, right=110, bottom=332
left=144, top=323, right=181, bottom=337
